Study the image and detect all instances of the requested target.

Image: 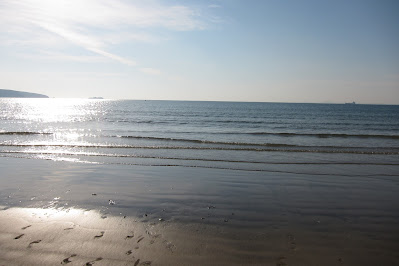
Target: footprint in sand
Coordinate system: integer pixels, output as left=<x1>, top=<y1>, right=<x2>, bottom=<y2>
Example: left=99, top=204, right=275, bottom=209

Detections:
left=134, top=260, right=152, bottom=266
left=28, top=240, right=41, bottom=248
left=137, top=236, right=144, bottom=243
left=85, top=257, right=102, bottom=266
left=125, top=232, right=134, bottom=239
left=126, top=250, right=133, bottom=255
left=61, top=254, right=76, bottom=264
left=94, top=231, right=104, bottom=239
left=287, top=233, right=296, bottom=251
left=163, top=241, right=176, bottom=253
left=14, top=234, right=24, bottom=240
left=276, top=256, right=287, bottom=266
left=21, top=225, right=31, bottom=230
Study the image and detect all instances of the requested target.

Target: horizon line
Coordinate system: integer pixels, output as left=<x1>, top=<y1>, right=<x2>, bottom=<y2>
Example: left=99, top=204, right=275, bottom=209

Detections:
left=2, top=96, right=398, bottom=106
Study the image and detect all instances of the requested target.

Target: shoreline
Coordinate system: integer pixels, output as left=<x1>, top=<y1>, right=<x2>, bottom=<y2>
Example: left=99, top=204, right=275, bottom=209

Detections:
left=0, top=157, right=398, bottom=265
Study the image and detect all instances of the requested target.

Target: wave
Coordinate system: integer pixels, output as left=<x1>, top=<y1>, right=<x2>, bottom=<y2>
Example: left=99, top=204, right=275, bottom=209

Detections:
left=246, top=132, right=399, bottom=139
left=2, top=150, right=398, bottom=165
left=112, top=135, right=297, bottom=147
left=105, top=119, right=170, bottom=124
left=115, top=131, right=399, bottom=140
left=109, top=134, right=399, bottom=146
left=0, top=131, right=52, bottom=135
left=0, top=143, right=398, bottom=155
left=1, top=130, right=397, bottom=140
left=1, top=153, right=398, bottom=177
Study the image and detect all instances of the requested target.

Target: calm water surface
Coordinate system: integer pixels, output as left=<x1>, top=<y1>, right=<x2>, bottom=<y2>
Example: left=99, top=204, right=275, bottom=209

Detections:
left=0, top=99, right=398, bottom=175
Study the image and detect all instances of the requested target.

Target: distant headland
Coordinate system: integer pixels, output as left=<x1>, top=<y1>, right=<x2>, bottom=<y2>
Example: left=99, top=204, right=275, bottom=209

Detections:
left=0, top=89, right=49, bottom=98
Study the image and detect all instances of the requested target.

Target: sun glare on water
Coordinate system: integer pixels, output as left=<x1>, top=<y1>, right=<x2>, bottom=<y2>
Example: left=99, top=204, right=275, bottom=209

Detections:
left=12, top=98, right=105, bottom=123
left=1, top=98, right=110, bottom=163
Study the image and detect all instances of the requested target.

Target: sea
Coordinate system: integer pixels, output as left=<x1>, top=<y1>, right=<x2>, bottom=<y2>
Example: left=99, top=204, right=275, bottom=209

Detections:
left=0, top=99, right=398, bottom=176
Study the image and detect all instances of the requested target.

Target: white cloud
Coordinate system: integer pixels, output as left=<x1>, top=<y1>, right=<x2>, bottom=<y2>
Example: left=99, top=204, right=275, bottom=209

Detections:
left=102, top=32, right=165, bottom=45
left=140, top=68, right=162, bottom=75
left=0, top=0, right=206, bottom=31
left=0, top=0, right=211, bottom=66
left=20, top=51, right=106, bottom=63
left=88, top=47, right=137, bottom=66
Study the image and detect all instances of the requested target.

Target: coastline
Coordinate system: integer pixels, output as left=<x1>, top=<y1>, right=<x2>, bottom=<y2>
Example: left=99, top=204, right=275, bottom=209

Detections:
left=0, top=157, right=398, bottom=265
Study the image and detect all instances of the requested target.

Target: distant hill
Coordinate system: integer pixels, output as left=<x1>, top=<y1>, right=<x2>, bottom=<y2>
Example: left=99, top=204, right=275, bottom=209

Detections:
left=0, top=89, right=49, bottom=98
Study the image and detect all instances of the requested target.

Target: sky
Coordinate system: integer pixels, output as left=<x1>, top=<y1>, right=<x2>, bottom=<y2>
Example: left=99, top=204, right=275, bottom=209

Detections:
left=0, top=0, right=398, bottom=104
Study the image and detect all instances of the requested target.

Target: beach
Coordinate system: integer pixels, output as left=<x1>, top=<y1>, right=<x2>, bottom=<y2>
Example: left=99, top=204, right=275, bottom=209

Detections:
left=1, top=99, right=398, bottom=265
left=1, top=156, right=398, bottom=265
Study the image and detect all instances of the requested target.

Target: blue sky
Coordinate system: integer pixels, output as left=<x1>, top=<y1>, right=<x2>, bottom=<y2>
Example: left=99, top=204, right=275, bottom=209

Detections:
left=0, top=0, right=398, bottom=104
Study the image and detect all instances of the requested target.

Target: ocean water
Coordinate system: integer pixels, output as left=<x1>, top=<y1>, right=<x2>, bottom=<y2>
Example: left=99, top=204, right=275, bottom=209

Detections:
left=0, top=99, right=398, bottom=176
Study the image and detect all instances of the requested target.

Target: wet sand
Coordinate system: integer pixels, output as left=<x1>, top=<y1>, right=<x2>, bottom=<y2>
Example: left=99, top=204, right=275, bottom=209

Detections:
left=0, top=157, right=398, bottom=265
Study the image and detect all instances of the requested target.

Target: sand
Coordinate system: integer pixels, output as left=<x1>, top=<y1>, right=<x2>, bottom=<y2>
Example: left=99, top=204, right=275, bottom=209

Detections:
left=0, top=206, right=287, bottom=265
left=0, top=157, right=399, bottom=265
left=1, top=205, right=399, bottom=266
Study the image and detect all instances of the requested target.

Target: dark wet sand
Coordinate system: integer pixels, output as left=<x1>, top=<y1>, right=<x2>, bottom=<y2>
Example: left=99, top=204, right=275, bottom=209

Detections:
left=0, top=157, right=398, bottom=265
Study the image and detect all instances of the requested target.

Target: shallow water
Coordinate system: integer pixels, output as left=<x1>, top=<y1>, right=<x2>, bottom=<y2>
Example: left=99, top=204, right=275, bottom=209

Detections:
left=1, top=157, right=398, bottom=230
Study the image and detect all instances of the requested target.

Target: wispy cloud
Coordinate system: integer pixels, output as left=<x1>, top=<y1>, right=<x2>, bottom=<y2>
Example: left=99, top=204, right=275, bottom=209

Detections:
left=20, top=51, right=106, bottom=63
left=0, top=0, right=214, bottom=68
left=208, top=4, right=222, bottom=9
left=140, top=68, right=162, bottom=75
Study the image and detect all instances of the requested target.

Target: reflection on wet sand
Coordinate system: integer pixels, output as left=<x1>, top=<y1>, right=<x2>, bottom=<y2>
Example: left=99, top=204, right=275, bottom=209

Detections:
left=0, top=157, right=398, bottom=265
left=1, top=205, right=398, bottom=266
